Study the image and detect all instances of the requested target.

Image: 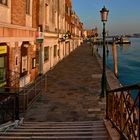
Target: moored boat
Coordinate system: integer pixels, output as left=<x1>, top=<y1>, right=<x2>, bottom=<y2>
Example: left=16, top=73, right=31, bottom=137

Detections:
left=116, top=36, right=131, bottom=44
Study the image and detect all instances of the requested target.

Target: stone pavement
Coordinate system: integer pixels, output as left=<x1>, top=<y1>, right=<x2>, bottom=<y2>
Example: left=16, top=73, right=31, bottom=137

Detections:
left=24, top=43, right=106, bottom=122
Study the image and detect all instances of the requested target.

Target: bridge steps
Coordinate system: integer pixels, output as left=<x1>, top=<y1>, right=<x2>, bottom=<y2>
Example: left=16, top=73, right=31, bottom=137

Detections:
left=0, top=120, right=110, bottom=140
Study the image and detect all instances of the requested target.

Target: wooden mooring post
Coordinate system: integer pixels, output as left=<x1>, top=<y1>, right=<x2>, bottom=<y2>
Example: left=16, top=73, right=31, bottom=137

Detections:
left=112, top=42, right=118, bottom=77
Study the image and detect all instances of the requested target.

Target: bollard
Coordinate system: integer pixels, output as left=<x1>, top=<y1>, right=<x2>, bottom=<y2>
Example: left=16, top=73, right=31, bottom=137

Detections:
left=112, top=42, right=118, bottom=77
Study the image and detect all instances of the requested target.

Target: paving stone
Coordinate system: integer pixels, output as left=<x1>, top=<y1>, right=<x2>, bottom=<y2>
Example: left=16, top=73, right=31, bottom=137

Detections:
left=24, top=43, right=106, bottom=122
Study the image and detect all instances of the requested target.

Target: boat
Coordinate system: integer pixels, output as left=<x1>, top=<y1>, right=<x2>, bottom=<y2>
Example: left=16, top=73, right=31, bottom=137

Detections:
left=115, top=36, right=131, bottom=44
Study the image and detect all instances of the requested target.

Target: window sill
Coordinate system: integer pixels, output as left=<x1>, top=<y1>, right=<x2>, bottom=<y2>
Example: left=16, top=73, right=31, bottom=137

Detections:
left=32, top=67, right=36, bottom=69
left=44, top=59, right=49, bottom=63
left=26, top=14, right=31, bottom=17
left=0, top=3, right=9, bottom=8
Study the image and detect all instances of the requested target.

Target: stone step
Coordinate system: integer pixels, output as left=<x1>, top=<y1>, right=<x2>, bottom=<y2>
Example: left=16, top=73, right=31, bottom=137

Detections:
left=21, top=123, right=98, bottom=127
left=87, top=113, right=105, bottom=118
left=19, top=125, right=105, bottom=129
left=11, top=127, right=106, bottom=132
left=0, top=135, right=109, bottom=140
left=23, top=121, right=104, bottom=125
left=1, top=131, right=107, bottom=136
left=0, top=121, right=110, bottom=140
left=88, top=108, right=101, bottom=112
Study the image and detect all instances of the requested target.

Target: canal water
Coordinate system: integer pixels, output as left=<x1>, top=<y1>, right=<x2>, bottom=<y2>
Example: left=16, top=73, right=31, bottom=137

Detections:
left=98, top=38, right=140, bottom=86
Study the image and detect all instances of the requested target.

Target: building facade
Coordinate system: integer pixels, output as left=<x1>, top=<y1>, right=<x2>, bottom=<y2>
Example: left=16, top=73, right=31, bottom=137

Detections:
left=71, top=11, right=83, bottom=50
left=58, top=0, right=66, bottom=60
left=0, top=0, right=84, bottom=89
left=0, top=0, right=39, bottom=88
left=39, top=0, right=66, bottom=74
left=65, top=0, right=72, bottom=55
left=86, top=28, right=98, bottom=38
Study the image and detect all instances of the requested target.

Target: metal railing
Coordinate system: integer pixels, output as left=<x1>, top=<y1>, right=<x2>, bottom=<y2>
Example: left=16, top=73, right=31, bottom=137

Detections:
left=0, top=73, right=47, bottom=124
left=0, top=93, right=19, bottom=124
left=19, top=75, right=47, bottom=112
left=107, top=84, right=140, bottom=140
left=0, top=70, right=20, bottom=124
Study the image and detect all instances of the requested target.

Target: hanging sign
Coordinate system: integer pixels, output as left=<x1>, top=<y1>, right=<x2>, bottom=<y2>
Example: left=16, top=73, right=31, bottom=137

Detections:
left=36, top=32, right=44, bottom=43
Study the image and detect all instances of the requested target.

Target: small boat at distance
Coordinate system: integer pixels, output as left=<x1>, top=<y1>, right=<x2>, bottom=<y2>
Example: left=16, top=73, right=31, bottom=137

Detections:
left=115, top=36, right=131, bottom=44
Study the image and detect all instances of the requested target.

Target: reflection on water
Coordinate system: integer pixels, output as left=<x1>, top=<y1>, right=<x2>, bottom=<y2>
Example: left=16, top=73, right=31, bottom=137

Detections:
left=98, top=38, right=140, bottom=86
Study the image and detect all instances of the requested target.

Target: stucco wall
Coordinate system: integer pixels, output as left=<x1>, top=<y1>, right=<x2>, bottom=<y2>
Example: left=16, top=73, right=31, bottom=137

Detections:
left=0, top=1, right=11, bottom=23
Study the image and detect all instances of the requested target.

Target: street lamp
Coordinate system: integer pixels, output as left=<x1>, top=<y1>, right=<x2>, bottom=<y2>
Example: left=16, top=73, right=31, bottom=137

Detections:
left=100, top=6, right=109, bottom=98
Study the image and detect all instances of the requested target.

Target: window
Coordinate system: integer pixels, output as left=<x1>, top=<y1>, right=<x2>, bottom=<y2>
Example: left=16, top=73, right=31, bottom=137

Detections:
left=0, top=44, right=7, bottom=87
left=26, top=0, right=30, bottom=15
left=0, top=0, right=7, bottom=5
left=15, top=56, right=18, bottom=65
left=53, top=45, right=57, bottom=57
left=45, top=4, right=48, bottom=25
left=44, top=47, right=49, bottom=61
left=52, top=6, right=55, bottom=23
left=65, top=4, right=68, bottom=13
left=0, top=57, right=6, bottom=82
left=55, top=11, right=57, bottom=29
left=32, top=58, right=36, bottom=69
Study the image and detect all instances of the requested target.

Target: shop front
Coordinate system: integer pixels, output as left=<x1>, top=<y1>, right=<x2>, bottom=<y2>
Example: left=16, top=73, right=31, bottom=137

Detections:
left=0, top=44, right=8, bottom=87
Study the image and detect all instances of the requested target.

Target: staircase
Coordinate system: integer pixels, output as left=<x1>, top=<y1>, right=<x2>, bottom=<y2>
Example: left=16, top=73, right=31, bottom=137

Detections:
left=0, top=120, right=110, bottom=140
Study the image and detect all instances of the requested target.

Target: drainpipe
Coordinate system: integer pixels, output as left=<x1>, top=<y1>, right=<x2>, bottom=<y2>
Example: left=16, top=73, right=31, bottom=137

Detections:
left=39, top=43, right=43, bottom=75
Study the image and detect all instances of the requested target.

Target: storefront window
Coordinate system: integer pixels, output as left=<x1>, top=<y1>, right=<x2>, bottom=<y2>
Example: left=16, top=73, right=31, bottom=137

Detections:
left=0, top=57, right=6, bottom=87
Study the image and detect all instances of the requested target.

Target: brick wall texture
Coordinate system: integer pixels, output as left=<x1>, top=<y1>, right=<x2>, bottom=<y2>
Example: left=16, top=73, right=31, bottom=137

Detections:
left=11, top=0, right=26, bottom=26
left=32, top=0, right=39, bottom=28
left=11, top=0, right=39, bottom=28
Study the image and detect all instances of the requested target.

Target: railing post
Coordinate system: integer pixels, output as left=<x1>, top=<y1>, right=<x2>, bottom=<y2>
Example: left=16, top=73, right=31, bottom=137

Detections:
left=34, top=78, right=36, bottom=95
left=45, top=74, right=47, bottom=92
left=106, top=91, right=109, bottom=119
left=15, top=93, right=19, bottom=120
left=41, top=75, right=43, bottom=94
left=112, top=94, right=115, bottom=123
left=120, top=91, right=124, bottom=131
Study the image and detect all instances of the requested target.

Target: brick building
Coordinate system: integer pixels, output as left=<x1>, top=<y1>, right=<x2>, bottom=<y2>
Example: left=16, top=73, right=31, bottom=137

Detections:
left=0, top=0, right=39, bottom=87
left=86, top=28, right=98, bottom=38
left=65, top=0, right=72, bottom=55
left=0, top=0, right=84, bottom=112
left=0, top=0, right=84, bottom=89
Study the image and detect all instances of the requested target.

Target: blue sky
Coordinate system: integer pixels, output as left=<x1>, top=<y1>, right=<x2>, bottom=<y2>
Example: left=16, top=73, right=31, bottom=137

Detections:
left=72, top=0, right=140, bottom=35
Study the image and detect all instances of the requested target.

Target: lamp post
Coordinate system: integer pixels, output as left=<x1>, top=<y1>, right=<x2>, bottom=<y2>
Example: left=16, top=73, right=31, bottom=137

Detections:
left=100, top=6, right=109, bottom=98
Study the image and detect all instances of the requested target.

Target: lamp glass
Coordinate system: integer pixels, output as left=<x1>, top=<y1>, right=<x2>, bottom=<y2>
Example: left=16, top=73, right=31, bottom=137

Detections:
left=100, top=7, right=109, bottom=22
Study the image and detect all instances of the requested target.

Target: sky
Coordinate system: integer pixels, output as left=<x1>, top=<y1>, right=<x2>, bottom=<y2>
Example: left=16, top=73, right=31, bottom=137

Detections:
left=72, top=0, right=140, bottom=35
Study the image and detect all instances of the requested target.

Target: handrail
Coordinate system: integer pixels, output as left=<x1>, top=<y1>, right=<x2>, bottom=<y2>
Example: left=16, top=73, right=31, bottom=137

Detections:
left=108, top=84, right=140, bottom=93
left=0, top=74, right=46, bottom=124
left=106, top=84, right=139, bottom=140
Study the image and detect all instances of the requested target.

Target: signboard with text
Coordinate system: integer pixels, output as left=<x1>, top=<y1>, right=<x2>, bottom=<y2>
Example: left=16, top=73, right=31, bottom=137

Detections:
left=0, top=46, right=7, bottom=54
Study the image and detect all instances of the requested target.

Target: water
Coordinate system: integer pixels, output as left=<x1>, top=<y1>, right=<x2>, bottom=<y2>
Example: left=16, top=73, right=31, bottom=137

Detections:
left=98, top=38, right=140, bottom=86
